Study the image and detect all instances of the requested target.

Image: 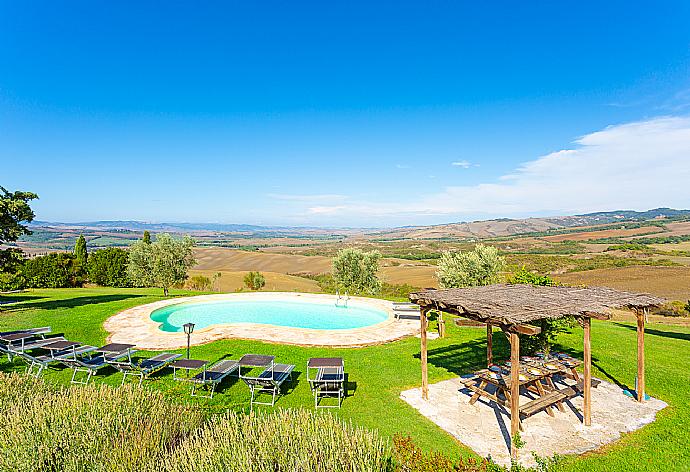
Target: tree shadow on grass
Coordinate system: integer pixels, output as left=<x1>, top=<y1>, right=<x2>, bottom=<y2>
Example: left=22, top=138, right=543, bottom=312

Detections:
left=9, top=294, right=145, bottom=311
left=612, top=322, right=690, bottom=342
left=414, top=339, right=498, bottom=376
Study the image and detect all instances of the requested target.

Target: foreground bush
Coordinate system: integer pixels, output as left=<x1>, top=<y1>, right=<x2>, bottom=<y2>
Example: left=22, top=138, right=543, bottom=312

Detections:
left=0, top=374, right=392, bottom=472
left=0, top=373, right=203, bottom=472
left=162, top=409, right=392, bottom=472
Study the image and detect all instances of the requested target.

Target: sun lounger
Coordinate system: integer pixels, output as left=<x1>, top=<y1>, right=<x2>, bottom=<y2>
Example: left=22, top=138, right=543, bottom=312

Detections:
left=239, top=354, right=295, bottom=410
left=61, top=344, right=138, bottom=384
left=0, top=328, right=54, bottom=360
left=3, top=335, right=67, bottom=361
left=0, top=326, right=51, bottom=338
left=110, top=352, right=182, bottom=386
left=20, top=341, right=97, bottom=377
left=189, top=359, right=240, bottom=398
left=307, top=357, right=345, bottom=408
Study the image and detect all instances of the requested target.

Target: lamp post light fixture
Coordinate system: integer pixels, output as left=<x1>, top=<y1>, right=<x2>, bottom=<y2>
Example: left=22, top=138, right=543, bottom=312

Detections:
left=183, top=322, right=195, bottom=359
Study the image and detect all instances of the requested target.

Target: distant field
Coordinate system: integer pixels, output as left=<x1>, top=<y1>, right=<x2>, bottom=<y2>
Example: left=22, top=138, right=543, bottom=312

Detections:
left=187, top=269, right=320, bottom=292
left=541, top=226, right=664, bottom=242
left=379, top=264, right=438, bottom=288
left=193, top=247, right=332, bottom=274
left=555, top=266, right=690, bottom=300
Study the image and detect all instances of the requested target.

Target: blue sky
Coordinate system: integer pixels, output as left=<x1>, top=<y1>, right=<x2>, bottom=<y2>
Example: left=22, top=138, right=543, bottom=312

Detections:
left=2, top=1, right=690, bottom=227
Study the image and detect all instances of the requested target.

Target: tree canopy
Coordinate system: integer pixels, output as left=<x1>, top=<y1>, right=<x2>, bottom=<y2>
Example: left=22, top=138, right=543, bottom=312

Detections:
left=332, top=248, right=382, bottom=295
left=127, top=233, right=196, bottom=296
left=436, top=244, right=505, bottom=289
left=0, top=186, right=38, bottom=244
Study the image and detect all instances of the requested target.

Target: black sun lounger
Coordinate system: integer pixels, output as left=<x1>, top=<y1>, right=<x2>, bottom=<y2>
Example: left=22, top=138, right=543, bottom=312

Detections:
left=307, top=357, right=345, bottom=408
left=189, top=359, right=240, bottom=398
left=20, top=341, right=97, bottom=377
left=110, top=352, right=182, bottom=386
left=239, top=354, right=295, bottom=410
left=60, top=343, right=138, bottom=385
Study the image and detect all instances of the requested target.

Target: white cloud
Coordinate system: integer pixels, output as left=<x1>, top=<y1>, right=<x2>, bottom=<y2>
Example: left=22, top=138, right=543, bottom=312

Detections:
left=451, top=160, right=472, bottom=168
left=303, top=116, right=690, bottom=223
left=396, top=164, right=411, bottom=169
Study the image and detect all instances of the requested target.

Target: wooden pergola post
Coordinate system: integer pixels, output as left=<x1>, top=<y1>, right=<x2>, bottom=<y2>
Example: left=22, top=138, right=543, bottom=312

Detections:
left=420, top=307, right=429, bottom=400
left=583, top=316, right=592, bottom=426
left=486, top=324, right=493, bottom=366
left=637, top=308, right=646, bottom=402
left=510, top=332, right=520, bottom=459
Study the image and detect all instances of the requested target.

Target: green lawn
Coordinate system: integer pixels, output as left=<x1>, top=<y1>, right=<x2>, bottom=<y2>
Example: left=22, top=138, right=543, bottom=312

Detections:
left=1, top=288, right=689, bottom=471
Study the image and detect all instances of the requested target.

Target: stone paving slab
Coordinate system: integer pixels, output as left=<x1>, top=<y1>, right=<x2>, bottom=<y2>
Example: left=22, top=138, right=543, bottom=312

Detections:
left=104, top=292, right=420, bottom=349
left=400, top=376, right=666, bottom=467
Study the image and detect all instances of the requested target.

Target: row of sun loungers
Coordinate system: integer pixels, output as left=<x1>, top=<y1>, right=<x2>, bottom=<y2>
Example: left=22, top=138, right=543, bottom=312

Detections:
left=0, top=327, right=346, bottom=409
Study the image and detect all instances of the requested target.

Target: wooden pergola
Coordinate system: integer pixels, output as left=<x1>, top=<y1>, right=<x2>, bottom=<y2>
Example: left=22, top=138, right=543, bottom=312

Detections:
left=409, top=284, right=663, bottom=458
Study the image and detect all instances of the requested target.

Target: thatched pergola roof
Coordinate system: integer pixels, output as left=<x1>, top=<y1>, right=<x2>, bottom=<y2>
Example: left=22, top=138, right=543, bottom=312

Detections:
left=410, top=284, right=664, bottom=326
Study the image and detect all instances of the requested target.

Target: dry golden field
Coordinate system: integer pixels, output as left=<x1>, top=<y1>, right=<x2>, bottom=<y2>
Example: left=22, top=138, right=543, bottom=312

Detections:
left=187, top=269, right=321, bottom=293
left=555, top=266, right=690, bottom=300
left=193, top=247, right=332, bottom=274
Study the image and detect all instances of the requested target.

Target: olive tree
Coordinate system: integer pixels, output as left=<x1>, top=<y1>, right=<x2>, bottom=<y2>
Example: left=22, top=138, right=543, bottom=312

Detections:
left=243, top=271, right=266, bottom=291
left=332, top=248, right=381, bottom=295
left=128, top=233, right=196, bottom=296
left=436, top=244, right=505, bottom=288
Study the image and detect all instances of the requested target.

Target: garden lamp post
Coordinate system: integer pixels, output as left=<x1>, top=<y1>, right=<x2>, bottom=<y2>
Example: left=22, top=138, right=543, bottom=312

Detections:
left=183, top=322, right=195, bottom=359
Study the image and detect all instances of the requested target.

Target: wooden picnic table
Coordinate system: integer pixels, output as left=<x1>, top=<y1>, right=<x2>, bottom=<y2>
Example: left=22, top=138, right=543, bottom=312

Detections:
left=464, top=357, right=584, bottom=427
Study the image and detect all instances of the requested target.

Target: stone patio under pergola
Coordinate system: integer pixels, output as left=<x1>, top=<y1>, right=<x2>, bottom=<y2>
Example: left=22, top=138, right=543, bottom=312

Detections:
left=405, top=284, right=666, bottom=464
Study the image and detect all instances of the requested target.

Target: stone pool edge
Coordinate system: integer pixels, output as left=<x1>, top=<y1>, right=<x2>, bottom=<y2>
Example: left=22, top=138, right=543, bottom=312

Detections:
left=103, top=292, right=421, bottom=349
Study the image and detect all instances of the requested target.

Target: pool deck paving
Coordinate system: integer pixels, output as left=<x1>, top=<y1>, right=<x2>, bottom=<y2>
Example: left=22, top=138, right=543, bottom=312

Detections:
left=400, top=376, right=667, bottom=467
left=104, top=292, right=420, bottom=349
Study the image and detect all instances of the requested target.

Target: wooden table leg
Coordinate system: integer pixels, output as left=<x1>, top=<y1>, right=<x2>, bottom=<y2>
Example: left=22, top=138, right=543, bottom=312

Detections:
left=469, top=380, right=487, bottom=405
left=534, top=381, right=555, bottom=417
left=544, top=376, right=566, bottom=412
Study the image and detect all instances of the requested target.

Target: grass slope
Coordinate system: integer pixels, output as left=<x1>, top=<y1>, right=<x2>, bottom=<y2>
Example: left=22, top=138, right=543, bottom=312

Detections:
left=1, top=288, right=689, bottom=471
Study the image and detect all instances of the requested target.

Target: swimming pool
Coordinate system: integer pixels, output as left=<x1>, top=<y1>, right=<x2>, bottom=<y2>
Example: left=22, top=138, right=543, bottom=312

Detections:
left=150, top=298, right=390, bottom=332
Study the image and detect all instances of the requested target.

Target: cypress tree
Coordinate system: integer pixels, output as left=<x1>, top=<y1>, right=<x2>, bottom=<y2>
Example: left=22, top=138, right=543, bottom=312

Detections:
left=143, top=230, right=151, bottom=244
left=74, top=234, right=88, bottom=268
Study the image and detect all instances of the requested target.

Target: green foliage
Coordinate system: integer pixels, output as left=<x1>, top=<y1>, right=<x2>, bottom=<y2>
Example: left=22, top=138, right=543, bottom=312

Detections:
left=0, top=373, right=203, bottom=471
left=164, top=409, right=392, bottom=472
left=188, top=275, right=212, bottom=291
left=127, top=233, right=196, bottom=296
left=142, top=230, right=151, bottom=244
left=0, top=186, right=38, bottom=245
left=393, top=435, right=499, bottom=471
left=332, top=248, right=382, bottom=295
left=0, top=271, right=25, bottom=292
left=437, top=244, right=505, bottom=288
left=243, top=271, right=266, bottom=290
left=74, top=234, right=88, bottom=266
left=506, top=266, right=556, bottom=286
left=0, top=248, right=26, bottom=290
left=22, top=253, right=80, bottom=288
left=87, top=248, right=130, bottom=287
left=508, top=267, right=574, bottom=355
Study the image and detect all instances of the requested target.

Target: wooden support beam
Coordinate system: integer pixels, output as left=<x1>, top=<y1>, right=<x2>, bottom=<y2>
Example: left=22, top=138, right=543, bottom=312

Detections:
left=510, top=332, right=520, bottom=459
left=487, top=324, right=493, bottom=366
left=507, top=324, right=542, bottom=336
left=583, top=317, right=592, bottom=426
left=637, top=309, right=646, bottom=403
left=420, top=307, right=429, bottom=401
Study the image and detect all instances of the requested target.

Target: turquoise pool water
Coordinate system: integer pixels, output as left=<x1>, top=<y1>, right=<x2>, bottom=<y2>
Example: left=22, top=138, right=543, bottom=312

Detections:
left=150, top=299, right=389, bottom=332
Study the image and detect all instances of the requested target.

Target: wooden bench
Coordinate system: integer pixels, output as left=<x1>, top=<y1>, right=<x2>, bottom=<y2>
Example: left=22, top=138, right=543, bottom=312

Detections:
left=519, top=390, right=568, bottom=418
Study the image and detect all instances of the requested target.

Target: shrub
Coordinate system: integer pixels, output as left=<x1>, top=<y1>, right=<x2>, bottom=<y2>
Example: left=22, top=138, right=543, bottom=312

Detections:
left=187, top=275, right=212, bottom=291
left=393, top=434, right=496, bottom=471
left=437, top=244, right=505, bottom=288
left=243, top=271, right=266, bottom=290
left=22, top=253, right=80, bottom=288
left=87, top=247, right=130, bottom=287
left=0, top=373, right=203, bottom=472
left=162, top=409, right=392, bottom=472
left=332, top=248, right=382, bottom=295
